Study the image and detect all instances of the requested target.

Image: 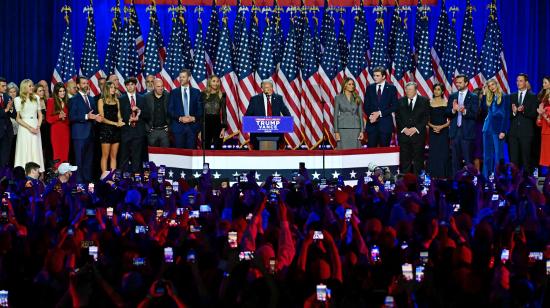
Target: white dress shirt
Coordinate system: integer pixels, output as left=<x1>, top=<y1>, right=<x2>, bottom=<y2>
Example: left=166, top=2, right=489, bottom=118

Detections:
left=263, top=93, right=272, bottom=116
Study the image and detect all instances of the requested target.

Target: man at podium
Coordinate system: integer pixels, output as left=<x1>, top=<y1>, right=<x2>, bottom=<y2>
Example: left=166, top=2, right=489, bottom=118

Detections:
left=245, top=79, right=291, bottom=150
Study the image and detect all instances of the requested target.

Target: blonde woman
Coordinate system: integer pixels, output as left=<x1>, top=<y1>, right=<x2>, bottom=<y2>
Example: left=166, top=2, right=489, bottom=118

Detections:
left=334, top=77, right=364, bottom=149
left=98, top=81, right=124, bottom=172
left=481, top=79, right=510, bottom=178
left=14, top=79, right=44, bottom=171
left=200, top=74, right=226, bottom=149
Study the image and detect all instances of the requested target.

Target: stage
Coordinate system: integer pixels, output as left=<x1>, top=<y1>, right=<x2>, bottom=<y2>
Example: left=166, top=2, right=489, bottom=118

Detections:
left=148, top=147, right=400, bottom=182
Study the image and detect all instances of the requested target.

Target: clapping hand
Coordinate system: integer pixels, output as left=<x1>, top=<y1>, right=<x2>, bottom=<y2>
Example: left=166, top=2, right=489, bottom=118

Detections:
left=512, top=103, right=518, bottom=114
left=59, top=110, right=66, bottom=120
left=452, top=99, right=459, bottom=113
left=369, top=112, right=380, bottom=123
left=537, top=103, right=545, bottom=115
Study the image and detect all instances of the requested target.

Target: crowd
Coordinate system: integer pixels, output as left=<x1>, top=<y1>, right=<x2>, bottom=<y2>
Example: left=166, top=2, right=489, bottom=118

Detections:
left=1, top=69, right=550, bottom=184
left=0, top=158, right=549, bottom=307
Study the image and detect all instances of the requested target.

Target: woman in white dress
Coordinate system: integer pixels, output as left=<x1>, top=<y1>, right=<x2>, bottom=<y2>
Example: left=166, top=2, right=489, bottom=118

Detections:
left=14, top=79, right=44, bottom=172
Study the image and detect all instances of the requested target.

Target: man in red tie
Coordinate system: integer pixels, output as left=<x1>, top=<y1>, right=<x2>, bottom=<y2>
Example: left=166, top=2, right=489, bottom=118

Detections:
left=118, top=77, right=149, bottom=173
left=0, top=77, right=15, bottom=168
left=245, top=79, right=291, bottom=150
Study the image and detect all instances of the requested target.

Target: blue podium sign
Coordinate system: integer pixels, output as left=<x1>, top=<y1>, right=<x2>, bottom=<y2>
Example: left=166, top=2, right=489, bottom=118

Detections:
left=242, top=116, right=294, bottom=133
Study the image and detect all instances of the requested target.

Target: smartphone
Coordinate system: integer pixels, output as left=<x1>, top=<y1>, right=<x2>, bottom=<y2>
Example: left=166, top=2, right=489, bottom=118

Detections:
left=452, top=203, right=461, bottom=213
left=199, top=204, right=211, bottom=213
left=203, top=163, right=210, bottom=175
left=313, top=231, right=324, bottom=241
left=88, top=246, right=98, bottom=261
left=238, top=251, right=255, bottom=261
left=86, top=208, right=96, bottom=216
left=415, top=265, right=425, bottom=282
left=67, top=227, right=74, bottom=236
left=122, top=212, right=132, bottom=220
left=190, top=225, right=201, bottom=233
left=384, top=296, right=395, bottom=308
left=528, top=251, right=543, bottom=263
left=176, top=208, right=185, bottom=216
left=269, top=258, right=276, bottom=274
left=159, top=165, right=166, bottom=176
left=187, top=249, right=196, bottom=263
left=402, top=263, right=413, bottom=281
left=164, top=247, right=174, bottom=263
left=228, top=231, right=238, bottom=249
left=168, top=219, right=178, bottom=227
left=88, top=183, right=95, bottom=194
left=500, top=249, right=510, bottom=263
left=188, top=195, right=195, bottom=205
left=156, top=209, right=164, bottom=218
left=81, top=240, right=94, bottom=249
left=492, top=194, right=499, bottom=201
left=166, top=185, right=173, bottom=197
left=269, top=189, right=279, bottom=204
left=425, top=174, right=431, bottom=187
left=345, top=209, right=352, bottom=222
left=134, top=174, right=142, bottom=183
left=172, top=182, right=179, bottom=192
left=135, top=225, right=148, bottom=234
left=272, top=176, right=282, bottom=188
left=319, top=178, right=327, bottom=190
left=106, top=207, right=114, bottom=218
left=421, top=186, right=428, bottom=196
left=189, top=210, right=200, bottom=219
left=420, top=251, right=429, bottom=264
left=0, top=199, right=8, bottom=224
left=546, top=260, right=550, bottom=275
left=316, top=284, right=327, bottom=302
left=155, top=280, right=165, bottom=295
left=371, top=245, right=380, bottom=263
left=133, top=257, right=145, bottom=266
left=76, top=183, right=85, bottom=193
left=0, top=290, right=8, bottom=307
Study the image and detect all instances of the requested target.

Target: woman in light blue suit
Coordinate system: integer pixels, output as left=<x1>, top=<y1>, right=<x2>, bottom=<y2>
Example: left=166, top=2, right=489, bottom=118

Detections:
left=482, top=79, right=510, bottom=178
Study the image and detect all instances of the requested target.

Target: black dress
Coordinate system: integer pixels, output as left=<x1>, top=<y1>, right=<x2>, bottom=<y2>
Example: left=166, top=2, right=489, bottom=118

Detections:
left=201, top=92, right=227, bottom=149
left=99, top=103, right=121, bottom=144
left=428, top=105, right=449, bottom=178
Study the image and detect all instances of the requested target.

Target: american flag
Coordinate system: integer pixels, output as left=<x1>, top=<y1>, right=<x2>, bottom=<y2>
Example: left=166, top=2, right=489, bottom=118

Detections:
left=414, top=1, right=434, bottom=98
left=79, top=0, right=105, bottom=97
left=388, top=4, right=401, bottom=64
left=441, top=8, right=458, bottom=95
left=114, top=5, right=141, bottom=92
left=190, top=19, right=207, bottom=91
left=370, top=4, right=389, bottom=76
left=319, top=3, right=339, bottom=148
left=336, top=16, right=348, bottom=92
left=51, top=5, right=76, bottom=92
left=205, top=1, right=220, bottom=75
left=164, top=2, right=187, bottom=89
left=234, top=6, right=254, bottom=145
left=232, top=2, right=246, bottom=65
left=457, top=0, right=482, bottom=91
left=143, top=1, right=171, bottom=90
left=390, top=7, right=413, bottom=98
left=214, top=15, right=239, bottom=145
left=480, top=0, right=510, bottom=93
left=275, top=17, right=302, bottom=149
left=104, top=0, right=122, bottom=76
left=249, top=8, right=262, bottom=88
left=256, top=17, right=276, bottom=82
left=312, top=16, right=322, bottom=68
left=300, top=13, right=323, bottom=149
left=129, top=0, right=146, bottom=91
left=345, top=4, right=373, bottom=101
left=272, top=3, right=284, bottom=67
left=430, top=1, right=453, bottom=98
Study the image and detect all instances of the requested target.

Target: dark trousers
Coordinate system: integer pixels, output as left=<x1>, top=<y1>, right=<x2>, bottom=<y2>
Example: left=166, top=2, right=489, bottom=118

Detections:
left=0, top=134, right=13, bottom=169
left=450, top=129, right=473, bottom=176
left=399, top=134, right=425, bottom=175
left=509, top=134, right=533, bottom=173
left=173, top=127, right=196, bottom=149
left=147, top=128, right=170, bottom=147
left=119, top=136, right=144, bottom=173
left=73, top=137, right=94, bottom=183
left=204, top=115, right=223, bottom=150
left=367, top=130, right=391, bottom=148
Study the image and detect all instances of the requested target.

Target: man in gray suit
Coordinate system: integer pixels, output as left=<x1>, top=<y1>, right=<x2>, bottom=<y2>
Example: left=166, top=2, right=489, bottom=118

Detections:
left=144, top=78, right=170, bottom=147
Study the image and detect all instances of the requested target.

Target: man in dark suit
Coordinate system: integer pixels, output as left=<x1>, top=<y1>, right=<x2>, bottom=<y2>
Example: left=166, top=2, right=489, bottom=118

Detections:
left=396, top=82, right=429, bottom=175
left=119, top=77, right=149, bottom=173
left=144, top=78, right=170, bottom=147
left=167, top=69, right=203, bottom=149
left=446, top=75, right=479, bottom=175
left=509, top=73, right=538, bottom=173
left=69, top=77, right=103, bottom=183
left=363, top=66, right=398, bottom=147
left=245, top=79, right=291, bottom=150
left=0, top=77, right=15, bottom=169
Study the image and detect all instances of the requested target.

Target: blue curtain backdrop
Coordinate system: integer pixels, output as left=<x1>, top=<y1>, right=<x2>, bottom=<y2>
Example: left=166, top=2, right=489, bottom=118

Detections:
left=0, top=0, right=548, bottom=91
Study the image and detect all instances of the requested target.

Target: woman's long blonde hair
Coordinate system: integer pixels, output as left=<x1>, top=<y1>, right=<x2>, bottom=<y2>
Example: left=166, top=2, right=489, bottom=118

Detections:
left=19, top=79, right=37, bottom=107
left=101, top=81, right=119, bottom=104
left=340, top=77, right=361, bottom=105
left=485, top=79, right=503, bottom=106
left=205, top=74, right=222, bottom=99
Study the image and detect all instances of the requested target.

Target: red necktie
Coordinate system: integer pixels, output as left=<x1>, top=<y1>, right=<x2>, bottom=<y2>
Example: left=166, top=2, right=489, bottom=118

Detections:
left=377, top=85, right=382, bottom=101
left=0, top=96, right=4, bottom=109
left=83, top=94, right=91, bottom=110
left=130, top=96, right=137, bottom=127
left=267, top=95, right=272, bottom=116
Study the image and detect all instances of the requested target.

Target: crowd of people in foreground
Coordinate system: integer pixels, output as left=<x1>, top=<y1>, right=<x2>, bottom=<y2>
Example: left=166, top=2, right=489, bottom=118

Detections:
left=0, top=159, right=549, bottom=307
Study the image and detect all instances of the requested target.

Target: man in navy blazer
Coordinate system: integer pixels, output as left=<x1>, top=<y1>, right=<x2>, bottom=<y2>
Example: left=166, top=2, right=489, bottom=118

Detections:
left=167, top=69, right=203, bottom=149
left=363, top=66, right=398, bottom=147
left=69, top=77, right=103, bottom=182
left=0, top=77, right=15, bottom=169
left=446, top=75, right=479, bottom=175
left=245, top=79, right=291, bottom=150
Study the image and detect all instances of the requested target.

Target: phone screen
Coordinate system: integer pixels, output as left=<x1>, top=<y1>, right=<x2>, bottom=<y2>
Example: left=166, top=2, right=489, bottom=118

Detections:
left=228, top=231, right=238, bottom=248
left=106, top=207, right=114, bottom=218
left=345, top=209, right=352, bottom=222
left=371, top=245, right=380, bottom=263
left=316, top=284, right=327, bottom=302
left=415, top=265, right=425, bottom=282
left=313, top=231, right=324, bottom=240
left=88, top=246, right=98, bottom=261
left=164, top=247, right=173, bottom=263
left=0, top=290, right=8, bottom=307
left=500, top=249, right=510, bottom=263
left=402, top=263, right=413, bottom=280
left=420, top=251, right=429, bottom=264
left=133, top=257, right=145, bottom=266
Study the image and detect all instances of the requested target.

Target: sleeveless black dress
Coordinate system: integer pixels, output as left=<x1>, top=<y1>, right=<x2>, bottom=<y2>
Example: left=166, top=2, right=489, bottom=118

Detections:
left=99, top=103, right=121, bottom=144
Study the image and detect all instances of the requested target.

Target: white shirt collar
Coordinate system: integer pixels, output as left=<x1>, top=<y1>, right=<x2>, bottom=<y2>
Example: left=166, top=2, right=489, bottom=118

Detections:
left=79, top=91, right=88, bottom=97
left=377, top=81, right=385, bottom=88
left=459, top=89, right=468, bottom=95
left=407, top=95, right=418, bottom=102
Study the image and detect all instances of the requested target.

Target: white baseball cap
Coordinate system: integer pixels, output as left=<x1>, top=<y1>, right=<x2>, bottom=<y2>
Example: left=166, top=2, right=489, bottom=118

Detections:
left=58, top=163, right=78, bottom=175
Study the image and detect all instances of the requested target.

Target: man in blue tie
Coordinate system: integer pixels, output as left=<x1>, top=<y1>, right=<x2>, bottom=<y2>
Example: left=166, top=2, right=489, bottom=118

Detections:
left=168, top=69, right=203, bottom=149
left=447, top=75, right=479, bottom=175
left=69, top=77, right=103, bottom=182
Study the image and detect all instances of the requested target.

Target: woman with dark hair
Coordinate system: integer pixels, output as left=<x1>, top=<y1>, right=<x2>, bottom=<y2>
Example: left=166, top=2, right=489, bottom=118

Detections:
left=46, top=83, right=70, bottom=167
left=427, top=83, right=450, bottom=177
left=536, top=76, right=550, bottom=172
left=200, top=75, right=226, bottom=149
left=334, top=77, right=364, bottom=149
left=472, top=87, right=485, bottom=172
left=36, top=83, right=53, bottom=165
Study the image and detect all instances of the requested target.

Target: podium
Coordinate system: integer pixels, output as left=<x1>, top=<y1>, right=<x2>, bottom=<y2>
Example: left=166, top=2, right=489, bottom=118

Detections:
left=242, top=116, right=294, bottom=150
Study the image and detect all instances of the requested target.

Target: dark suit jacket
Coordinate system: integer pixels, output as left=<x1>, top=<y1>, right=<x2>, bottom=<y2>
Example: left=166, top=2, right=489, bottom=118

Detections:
left=0, top=93, right=15, bottom=139
left=69, top=92, right=97, bottom=140
left=363, top=83, right=398, bottom=134
left=143, top=91, right=170, bottom=132
left=509, top=91, right=538, bottom=137
left=245, top=93, right=291, bottom=117
left=446, top=91, right=479, bottom=140
left=119, top=93, right=149, bottom=139
left=396, top=95, right=429, bottom=141
left=167, top=86, right=203, bottom=133
left=481, top=94, right=510, bottom=134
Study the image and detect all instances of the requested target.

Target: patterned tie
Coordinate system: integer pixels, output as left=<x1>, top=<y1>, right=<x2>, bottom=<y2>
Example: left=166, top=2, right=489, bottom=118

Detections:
left=130, top=95, right=137, bottom=127
left=267, top=95, right=273, bottom=116
left=183, top=88, right=189, bottom=116
left=83, top=94, right=91, bottom=110
left=377, top=85, right=382, bottom=101
left=457, top=92, right=463, bottom=127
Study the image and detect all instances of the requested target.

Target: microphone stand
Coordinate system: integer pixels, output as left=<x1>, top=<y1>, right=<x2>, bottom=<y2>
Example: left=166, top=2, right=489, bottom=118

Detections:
left=202, top=98, right=206, bottom=165
left=321, top=95, right=326, bottom=180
